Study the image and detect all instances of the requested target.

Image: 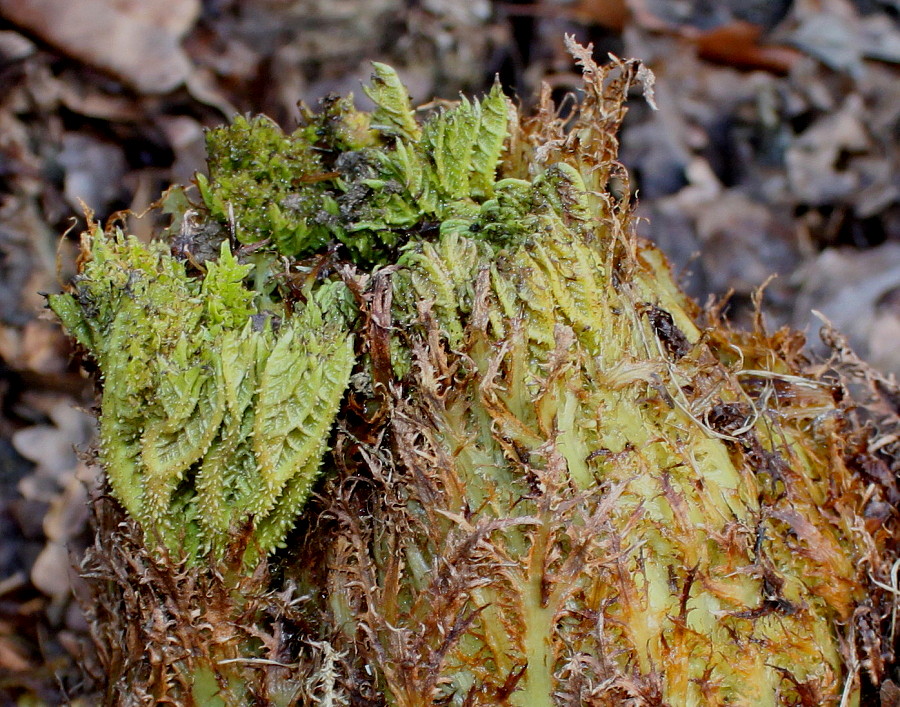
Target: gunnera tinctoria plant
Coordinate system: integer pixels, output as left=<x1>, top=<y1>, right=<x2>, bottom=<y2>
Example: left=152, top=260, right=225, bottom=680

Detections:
left=50, top=38, right=899, bottom=706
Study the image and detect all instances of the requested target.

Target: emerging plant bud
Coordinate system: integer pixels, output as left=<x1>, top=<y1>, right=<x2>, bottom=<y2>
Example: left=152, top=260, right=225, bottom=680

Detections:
left=51, top=38, right=897, bottom=706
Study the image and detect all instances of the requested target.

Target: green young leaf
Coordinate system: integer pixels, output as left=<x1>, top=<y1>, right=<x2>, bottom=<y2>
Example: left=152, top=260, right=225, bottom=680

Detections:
left=50, top=231, right=354, bottom=564
left=364, top=62, right=421, bottom=142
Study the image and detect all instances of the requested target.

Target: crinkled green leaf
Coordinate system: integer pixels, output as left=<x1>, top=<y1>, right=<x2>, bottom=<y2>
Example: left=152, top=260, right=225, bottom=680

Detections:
left=364, top=62, right=421, bottom=142
left=50, top=231, right=354, bottom=563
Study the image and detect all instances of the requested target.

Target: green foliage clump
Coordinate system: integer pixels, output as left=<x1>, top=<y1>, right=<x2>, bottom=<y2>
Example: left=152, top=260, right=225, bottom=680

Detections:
left=196, top=64, right=511, bottom=264
left=50, top=49, right=897, bottom=707
left=50, top=231, right=355, bottom=564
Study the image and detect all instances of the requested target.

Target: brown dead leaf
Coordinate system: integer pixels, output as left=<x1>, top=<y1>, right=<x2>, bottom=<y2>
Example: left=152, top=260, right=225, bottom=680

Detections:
left=12, top=397, right=95, bottom=491
left=782, top=0, right=900, bottom=75
left=786, top=94, right=870, bottom=206
left=568, top=0, right=630, bottom=31
left=563, top=2, right=800, bottom=72
left=10, top=394, right=95, bottom=603
left=43, top=476, right=89, bottom=544
left=692, top=20, right=802, bottom=74
left=0, top=321, right=70, bottom=376
left=860, top=14, right=900, bottom=65
left=30, top=541, right=72, bottom=599
left=694, top=190, right=799, bottom=297
left=56, top=81, right=145, bottom=123
left=794, top=243, right=900, bottom=376
left=0, top=635, right=32, bottom=673
left=159, top=116, right=207, bottom=187
left=0, top=29, right=35, bottom=62
left=58, top=133, right=127, bottom=213
left=0, top=0, right=200, bottom=94
left=882, top=680, right=900, bottom=707
left=784, top=4, right=863, bottom=76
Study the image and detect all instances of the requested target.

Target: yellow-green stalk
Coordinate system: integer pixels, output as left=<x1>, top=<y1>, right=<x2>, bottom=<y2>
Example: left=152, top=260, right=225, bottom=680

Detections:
left=51, top=38, right=897, bottom=706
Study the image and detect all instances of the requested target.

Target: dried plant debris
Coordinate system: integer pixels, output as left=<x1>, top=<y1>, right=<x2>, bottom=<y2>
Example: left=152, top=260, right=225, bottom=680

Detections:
left=794, top=243, right=900, bottom=375
left=511, top=0, right=900, bottom=373
left=0, top=393, right=95, bottom=703
left=0, top=0, right=199, bottom=94
left=46, top=41, right=900, bottom=706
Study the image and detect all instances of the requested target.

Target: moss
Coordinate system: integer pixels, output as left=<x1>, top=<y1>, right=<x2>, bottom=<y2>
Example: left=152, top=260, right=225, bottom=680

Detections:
left=197, top=114, right=336, bottom=257
left=196, top=65, right=510, bottom=265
